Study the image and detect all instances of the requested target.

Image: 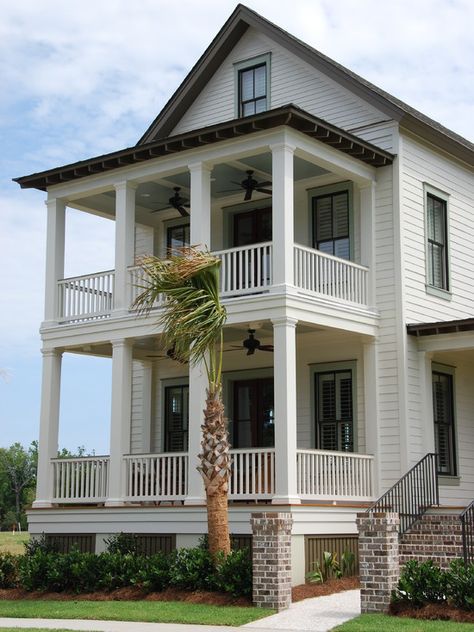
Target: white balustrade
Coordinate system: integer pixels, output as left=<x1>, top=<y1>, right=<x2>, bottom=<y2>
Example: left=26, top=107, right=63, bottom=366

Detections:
left=229, top=448, right=275, bottom=499
left=51, top=456, right=109, bottom=503
left=214, top=242, right=273, bottom=297
left=296, top=449, right=374, bottom=500
left=57, top=271, right=114, bottom=322
left=294, top=245, right=369, bottom=306
left=123, top=453, right=188, bottom=501
left=128, top=265, right=163, bottom=309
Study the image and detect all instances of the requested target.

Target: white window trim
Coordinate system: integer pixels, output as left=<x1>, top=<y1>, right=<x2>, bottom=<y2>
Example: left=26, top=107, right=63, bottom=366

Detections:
left=432, top=362, right=458, bottom=478
left=424, top=183, right=451, bottom=299
left=233, top=53, right=271, bottom=119
left=309, top=360, right=358, bottom=452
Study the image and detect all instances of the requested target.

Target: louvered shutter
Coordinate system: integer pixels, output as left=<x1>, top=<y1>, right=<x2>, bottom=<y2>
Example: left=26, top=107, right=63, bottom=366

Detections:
left=432, top=372, right=455, bottom=475
left=316, top=370, right=353, bottom=452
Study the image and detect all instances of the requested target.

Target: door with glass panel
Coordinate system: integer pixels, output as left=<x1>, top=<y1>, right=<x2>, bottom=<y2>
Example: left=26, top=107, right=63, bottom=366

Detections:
left=167, top=223, right=190, bottom=253
left=232, top=378, right=274, bottom=448
left=315, top=370, right=353, bottom=452
left=233, top=207, right=272, bottom=289
left=164, top=385, right=189, bottom=452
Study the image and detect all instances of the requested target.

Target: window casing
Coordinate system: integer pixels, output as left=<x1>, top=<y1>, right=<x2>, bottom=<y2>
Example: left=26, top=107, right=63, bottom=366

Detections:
left=432, top=370, right=456, bottom=476
left=426, top=192, right=449, bottom=290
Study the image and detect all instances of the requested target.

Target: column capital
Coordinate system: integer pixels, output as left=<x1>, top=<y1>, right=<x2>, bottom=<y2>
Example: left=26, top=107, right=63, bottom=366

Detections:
left=41, top=348, right=63, bottom=358
left=271, top=316, right=298, bottom=329
left=269, top=141, right=296, bottom=155
left=188, top=161, right=212, bottom=174
left=45, top=197, right=67, bottom=210
left=359, top=181, right=377, bottom=192
left=110, top=338, right=132, bottom=349
left=114, top=180, right=138, bottom=192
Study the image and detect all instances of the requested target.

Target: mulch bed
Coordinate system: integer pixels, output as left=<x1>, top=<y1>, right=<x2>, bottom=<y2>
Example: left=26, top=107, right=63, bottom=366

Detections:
left=390, top=601, right=474, bottom=624
left=0, top=578, right=360, bottom=607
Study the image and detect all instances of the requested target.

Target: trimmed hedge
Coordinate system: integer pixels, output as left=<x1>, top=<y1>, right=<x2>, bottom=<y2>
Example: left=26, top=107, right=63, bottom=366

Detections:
left=393, top=559, right=474, bottom=611
left=0, top=534, right=251, bottom=597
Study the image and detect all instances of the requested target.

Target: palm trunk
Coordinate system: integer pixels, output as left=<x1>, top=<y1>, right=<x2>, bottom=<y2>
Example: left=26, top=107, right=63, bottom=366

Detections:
left=198, top=388, right=231, bottom=557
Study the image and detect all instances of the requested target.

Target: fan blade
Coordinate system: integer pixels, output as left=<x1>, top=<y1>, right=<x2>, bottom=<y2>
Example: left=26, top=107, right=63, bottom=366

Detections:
left=259, top=345, right=274, bottom=352
left=244, top=188, right=253, bottom=201
left=256, top=188, right=272, bottom=195
left=258, top=181, right=272, bottom=187
left=246, top=347, right=255, bottom=356
left=177, top=206, right=189, bottom=217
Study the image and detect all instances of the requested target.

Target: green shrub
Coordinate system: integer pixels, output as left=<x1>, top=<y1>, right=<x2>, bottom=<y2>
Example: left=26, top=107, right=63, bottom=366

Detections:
left=104, top=533, right=141, bottom=556
left=0, top=553, right=19, bottom=588
left=133, top=552, right=171, bottom=592
left=96, top=553, right=144, bottom=591
left=214, top=548, right=252, bottom=597
left=445, top=559, right=474, bottom=610
left=393, top=560, right=446, bottom=606
left=24, top=533, right=58, bottom=556
left=169, top=547, right=215, bottom=591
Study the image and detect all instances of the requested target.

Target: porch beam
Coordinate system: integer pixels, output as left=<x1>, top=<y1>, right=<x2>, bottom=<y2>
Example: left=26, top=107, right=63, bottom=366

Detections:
left=33, top=349, right=63, bottom=507
left=272, top=316, right=300, bottom=504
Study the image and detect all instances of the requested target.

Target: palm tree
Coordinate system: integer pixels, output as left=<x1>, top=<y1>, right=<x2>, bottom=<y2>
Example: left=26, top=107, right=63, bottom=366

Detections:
left=134, top=247, right=231, bottom=557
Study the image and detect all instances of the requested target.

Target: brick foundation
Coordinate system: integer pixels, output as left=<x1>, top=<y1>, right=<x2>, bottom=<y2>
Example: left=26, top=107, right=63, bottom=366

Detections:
left=251, top=511, right=293, bottom=611
left=357, top=512, right=400, bottom=613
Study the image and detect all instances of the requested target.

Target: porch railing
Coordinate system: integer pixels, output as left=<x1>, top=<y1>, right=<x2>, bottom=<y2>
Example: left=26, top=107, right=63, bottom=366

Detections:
left=294, top=244, right=368, bottom=306
left=229, top=448, right=275, bottom=499
left=214, top=242, right=273, bottom=297
left=123, top=453, right=188, bottom=501
left=51, top=456, right=109, bottom=503
left=296, top=449, right=374, bottom=500
left=460, top=500, right=474, bottom=565
left=367, top=453, right=439, bottom=535
left=128, top=265, right=162, bottom=309
left=57, top=270, right=115, bottom=322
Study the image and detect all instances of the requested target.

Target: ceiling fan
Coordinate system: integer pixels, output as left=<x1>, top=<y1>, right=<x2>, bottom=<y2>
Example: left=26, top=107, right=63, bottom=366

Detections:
left=220, top=170, right=272, bottom=201
left=150, top=187, right=190, bottom=217
left=146, top=345, right=188, bottom=364
left=231, top=329, right=274, bottom=356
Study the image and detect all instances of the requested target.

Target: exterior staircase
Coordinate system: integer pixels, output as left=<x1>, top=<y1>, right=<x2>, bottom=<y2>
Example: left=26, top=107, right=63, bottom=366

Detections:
left=399, top=510, right=463, bottom=568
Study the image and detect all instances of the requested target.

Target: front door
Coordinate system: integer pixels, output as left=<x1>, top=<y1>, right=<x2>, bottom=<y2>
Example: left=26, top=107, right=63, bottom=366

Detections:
left=315, top=369, right=353, bottom=452
left=233, top=207, right=272, bottom=247
left=232, top=378, right=274, bottom=448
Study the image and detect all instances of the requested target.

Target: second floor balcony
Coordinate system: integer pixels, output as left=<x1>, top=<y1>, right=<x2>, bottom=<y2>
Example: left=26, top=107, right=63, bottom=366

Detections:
left=55, top=241, right=370, bottom=324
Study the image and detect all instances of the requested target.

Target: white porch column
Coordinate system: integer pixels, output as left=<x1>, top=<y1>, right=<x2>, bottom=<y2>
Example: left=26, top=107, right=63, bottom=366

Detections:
left=44, top=198, right=66, bottom=325
left=114, top=181, right=136, bottom=316
left=363, top=339, right=381, bottom=497
left=271, top=141, right=295, bottom=290
left=106, top=339, right=133, bottom=505
left=189, top=161, right=212, bottom=248
left=141, top=360, right=153, bottom=454
left=34, top=349, right=62, bottom=507
left=272, top=316, right=300, bottom=504
left=360, top=182, right=376, bottom=308
left=185, top=360, right=207, bottom=505
left=419, top=351, right=435, bottom=453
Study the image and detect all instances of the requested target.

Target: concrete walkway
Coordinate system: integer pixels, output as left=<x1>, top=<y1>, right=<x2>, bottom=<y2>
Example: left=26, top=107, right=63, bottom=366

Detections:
left=0, top=589, right=361, bottom=632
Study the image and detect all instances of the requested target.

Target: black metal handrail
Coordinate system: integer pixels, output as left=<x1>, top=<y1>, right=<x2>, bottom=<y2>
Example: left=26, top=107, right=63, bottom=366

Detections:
left=460, top=500, right=474, bottom=565
left=367, top=453, right=439, bottom=535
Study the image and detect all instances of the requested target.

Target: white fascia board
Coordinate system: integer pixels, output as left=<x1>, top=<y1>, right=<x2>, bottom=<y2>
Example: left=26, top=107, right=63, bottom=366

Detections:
left=416, top=332, right=474, bottom=352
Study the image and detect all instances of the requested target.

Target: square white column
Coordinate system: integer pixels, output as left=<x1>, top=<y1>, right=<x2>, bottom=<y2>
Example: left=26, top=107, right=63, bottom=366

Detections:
left=363, top=339, right=381, bottom=497
left=43, top=198, right=65, bottom=325
left=189, top=161, right=212, bottom=248
left=34, top=349, right=62, bottom=507
left=184, top=360, right=207, bottom=505
left=360, top=182, right=376, bottom=308
left=272, top=316, right=300, bottom=504
left=106, top=339, right=133, bottom=505
left=419, top=351, right=435, bottom=453
left=114, top=181, right=136, bottom=316
left=270, top=141, right=295, bottom=290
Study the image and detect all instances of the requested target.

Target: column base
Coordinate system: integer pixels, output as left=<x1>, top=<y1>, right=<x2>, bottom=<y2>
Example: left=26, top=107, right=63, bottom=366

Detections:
left=183, top=496, right=206, bottom=506
left=271, top=495, right=301, bottom=505
left=104, top=499, right=126, bottom=507
left=32, top=500, right=54, bottom=508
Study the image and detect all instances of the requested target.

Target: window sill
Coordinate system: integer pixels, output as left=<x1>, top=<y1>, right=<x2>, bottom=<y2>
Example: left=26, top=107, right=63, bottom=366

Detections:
left=438, top=475, right=461, bottom=487
left=425, top=284, right=452, bottom=301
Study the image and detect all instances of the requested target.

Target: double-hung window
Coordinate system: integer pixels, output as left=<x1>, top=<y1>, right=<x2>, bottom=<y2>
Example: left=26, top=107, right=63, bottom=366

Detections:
left=235, top=54, right=270, bottom=118
left=432, top=369, right=456, bottom=476
left=426, top=188, right=449, bottom=292
left=312, top=188, right=350, bottom=260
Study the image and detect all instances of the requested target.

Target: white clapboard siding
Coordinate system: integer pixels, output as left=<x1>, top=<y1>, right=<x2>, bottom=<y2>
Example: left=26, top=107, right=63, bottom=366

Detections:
left=135, top=224, right=154, bottom=258
left=172, top=27, right=388, bottom=142
left=401, top=134, right=474, bottom=324
left=130, top=361, right=145, bottom=454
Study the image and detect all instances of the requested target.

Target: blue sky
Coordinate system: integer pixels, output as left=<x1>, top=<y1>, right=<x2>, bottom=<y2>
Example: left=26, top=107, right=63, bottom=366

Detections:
left=1, top=0, right=473, bottom=454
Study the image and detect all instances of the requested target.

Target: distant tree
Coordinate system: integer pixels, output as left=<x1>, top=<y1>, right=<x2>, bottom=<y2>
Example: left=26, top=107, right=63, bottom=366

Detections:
left=0, top=442, right=37, bottom=528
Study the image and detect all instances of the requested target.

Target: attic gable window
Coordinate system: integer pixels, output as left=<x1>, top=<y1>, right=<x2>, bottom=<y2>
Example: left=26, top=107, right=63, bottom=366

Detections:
left=235, top=54, right=271, bottom=118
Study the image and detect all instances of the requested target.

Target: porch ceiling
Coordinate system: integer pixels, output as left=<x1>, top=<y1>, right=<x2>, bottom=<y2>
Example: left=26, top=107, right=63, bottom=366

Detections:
left=14, top=105, right=394, bottom=192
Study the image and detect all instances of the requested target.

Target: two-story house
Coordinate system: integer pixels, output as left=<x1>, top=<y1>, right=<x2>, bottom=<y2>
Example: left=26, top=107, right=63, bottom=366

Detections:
left=15, top=5, right=474, bottom=582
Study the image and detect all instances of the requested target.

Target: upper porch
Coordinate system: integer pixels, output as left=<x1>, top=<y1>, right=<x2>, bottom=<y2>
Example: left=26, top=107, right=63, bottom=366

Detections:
left=35, top=108, right=390, bottom=339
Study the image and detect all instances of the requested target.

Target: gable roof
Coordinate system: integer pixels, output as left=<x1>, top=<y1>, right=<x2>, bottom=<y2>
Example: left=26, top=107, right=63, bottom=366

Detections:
left=138, top=4, right=473, bottom=167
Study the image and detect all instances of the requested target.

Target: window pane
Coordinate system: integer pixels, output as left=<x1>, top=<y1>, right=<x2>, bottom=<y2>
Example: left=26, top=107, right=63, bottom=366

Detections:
left=242, top=101, right=255, bottom=117
left=165, top=386, right=189, bottom=452
left=240, top=69, right=254, bottom=101
left=316, top=197, right=333, bottom=241
left=334, top=238, right=350, bottom=260
left=318, top=241, right=334, bottom=255
left=333, top=193, right=349, bottom=238
left=432, top=372, right=455, bottom=475
left=255, top=98, right=267, bottom=113
left=254, top=65, right=266, bottom=97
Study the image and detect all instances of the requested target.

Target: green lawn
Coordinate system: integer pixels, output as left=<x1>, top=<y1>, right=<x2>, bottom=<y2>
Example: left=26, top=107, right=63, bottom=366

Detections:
left=0, top=599, right=271, bottom=626
left=0, top=532, right=29, bottom=555
left=0, top=629, right=98, bottom=632
left=334, top=614, right=474, bottom=631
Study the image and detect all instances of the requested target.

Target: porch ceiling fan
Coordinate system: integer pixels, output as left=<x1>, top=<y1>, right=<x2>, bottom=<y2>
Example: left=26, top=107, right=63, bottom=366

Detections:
left=146, top=345, right=188, bottom=364
left=150, top=187, right=190, bottom=217
left=231, top=329, right=274, bottom=356
left=219, top=170, right=272, bottom=201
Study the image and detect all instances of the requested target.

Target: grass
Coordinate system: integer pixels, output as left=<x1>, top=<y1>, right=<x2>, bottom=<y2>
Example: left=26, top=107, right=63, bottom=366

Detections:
left=0, top=629, right=99, bottom=632
left=0, top=600, right=272, bottom=626
left=0, top=532, right=29, bottom=555
left=334, top=614, right=474, bottom=631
